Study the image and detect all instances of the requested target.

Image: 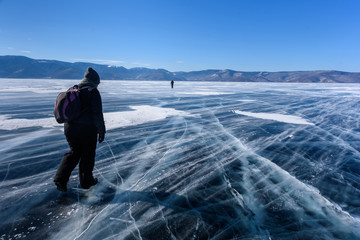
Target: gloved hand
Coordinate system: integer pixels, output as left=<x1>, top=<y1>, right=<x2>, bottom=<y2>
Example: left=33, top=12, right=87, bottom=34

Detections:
left=98, top=132, right=105, bottom=143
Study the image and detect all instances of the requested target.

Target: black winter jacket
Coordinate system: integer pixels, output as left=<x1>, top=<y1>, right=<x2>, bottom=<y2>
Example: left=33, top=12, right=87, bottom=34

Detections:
left=66, top=83, right=106, bottom=135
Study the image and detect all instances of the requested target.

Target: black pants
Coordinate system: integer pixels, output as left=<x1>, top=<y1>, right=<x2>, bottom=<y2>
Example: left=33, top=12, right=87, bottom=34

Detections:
left=54, top=123, right=98, bottom=188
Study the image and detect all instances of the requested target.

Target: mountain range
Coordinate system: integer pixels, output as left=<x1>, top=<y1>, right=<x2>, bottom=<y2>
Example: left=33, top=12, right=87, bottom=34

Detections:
left=1, top=55, right=360, bottom=83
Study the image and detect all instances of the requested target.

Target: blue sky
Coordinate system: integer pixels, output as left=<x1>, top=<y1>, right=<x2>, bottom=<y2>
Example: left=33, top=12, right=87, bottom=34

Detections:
left=0, top=0, right=359, bottom=72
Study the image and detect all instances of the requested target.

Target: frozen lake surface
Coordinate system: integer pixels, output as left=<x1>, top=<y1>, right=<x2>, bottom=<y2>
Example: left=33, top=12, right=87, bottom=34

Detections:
left=1, top=79, right=360, bottom=240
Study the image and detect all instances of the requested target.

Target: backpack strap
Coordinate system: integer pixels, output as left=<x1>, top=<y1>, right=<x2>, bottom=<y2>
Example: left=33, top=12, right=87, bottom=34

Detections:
left=78, top=85, right=95, bottom=92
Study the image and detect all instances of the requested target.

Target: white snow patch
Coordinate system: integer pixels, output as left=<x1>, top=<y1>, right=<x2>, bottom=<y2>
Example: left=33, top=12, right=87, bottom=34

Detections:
left=0, top=115, right=56, bottom=130
left=105, top=105, right=192, bottom=130
left=0, top=105, right=192, bottom=131
left=234, top=110, right=314, bottom=125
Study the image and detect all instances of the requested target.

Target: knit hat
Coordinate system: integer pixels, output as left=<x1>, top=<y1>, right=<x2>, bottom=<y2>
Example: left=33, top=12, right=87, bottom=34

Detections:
left=81, top=67, right=100, bottom=86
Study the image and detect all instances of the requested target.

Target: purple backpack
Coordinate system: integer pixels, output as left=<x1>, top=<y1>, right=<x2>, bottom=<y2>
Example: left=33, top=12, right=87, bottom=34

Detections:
left=54, top=85, right=84, bottom=123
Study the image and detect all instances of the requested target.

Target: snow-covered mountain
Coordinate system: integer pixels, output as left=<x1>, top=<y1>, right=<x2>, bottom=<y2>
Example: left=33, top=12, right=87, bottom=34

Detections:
left=1, top=55, right=360, bottom=82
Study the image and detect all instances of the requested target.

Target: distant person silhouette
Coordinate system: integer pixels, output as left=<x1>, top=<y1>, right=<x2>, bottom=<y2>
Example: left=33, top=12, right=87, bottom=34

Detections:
left=54, top=67, right=106, bottom=192
left=171, top=80, right=174, bottom=88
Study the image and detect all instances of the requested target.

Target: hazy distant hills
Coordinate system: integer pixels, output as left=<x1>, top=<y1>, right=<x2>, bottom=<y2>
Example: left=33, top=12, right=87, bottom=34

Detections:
left=0, top=56, right=185, bottom=81
left=179, top=69, right=360, bottom=83
left=1, top=55, right=360, bottom=83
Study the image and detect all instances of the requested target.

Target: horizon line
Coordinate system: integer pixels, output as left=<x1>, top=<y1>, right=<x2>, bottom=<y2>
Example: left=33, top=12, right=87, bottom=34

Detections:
left=1, top=55, right=359, bottom=74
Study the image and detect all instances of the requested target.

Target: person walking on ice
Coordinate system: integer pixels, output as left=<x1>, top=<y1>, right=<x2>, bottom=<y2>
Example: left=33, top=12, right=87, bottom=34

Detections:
left=54, top=67, right=106, bottom=192
left=171, top=80, right=174, bottom=88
